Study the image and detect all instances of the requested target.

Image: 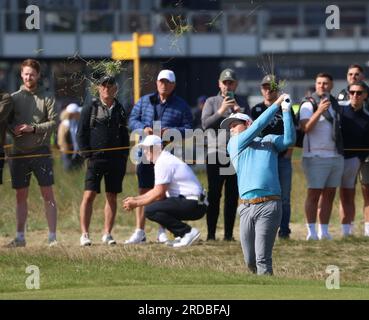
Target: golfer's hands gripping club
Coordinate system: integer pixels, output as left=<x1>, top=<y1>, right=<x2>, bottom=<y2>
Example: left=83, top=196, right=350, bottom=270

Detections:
left=280, top=94, right=292, bottom=112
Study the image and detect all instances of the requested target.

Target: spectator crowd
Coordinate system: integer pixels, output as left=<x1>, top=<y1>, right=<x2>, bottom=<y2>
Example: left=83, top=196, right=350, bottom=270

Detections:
left=1, top=59, right=369, bottom=275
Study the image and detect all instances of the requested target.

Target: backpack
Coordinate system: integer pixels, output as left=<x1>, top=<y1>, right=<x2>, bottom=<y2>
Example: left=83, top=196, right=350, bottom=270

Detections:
left=295, top=94, right=343, bottom=154
left=88, top=98, right=127, bottom=129
left=295, top=96, right=318, bottom=148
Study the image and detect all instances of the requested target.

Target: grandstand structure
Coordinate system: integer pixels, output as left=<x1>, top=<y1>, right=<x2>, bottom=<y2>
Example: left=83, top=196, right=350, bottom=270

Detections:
left=1, top=0, right=369, bottom=106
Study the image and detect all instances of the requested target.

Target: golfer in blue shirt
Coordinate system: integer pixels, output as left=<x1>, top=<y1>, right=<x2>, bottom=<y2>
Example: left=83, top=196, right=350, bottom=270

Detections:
left=221, top=94, right=295, bottom=275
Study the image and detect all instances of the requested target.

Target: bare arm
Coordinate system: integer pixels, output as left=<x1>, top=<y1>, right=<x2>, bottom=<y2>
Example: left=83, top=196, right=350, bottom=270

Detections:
left=123, top=184, right=168, bottom=210
left=300, top=98, right=330, bottom=133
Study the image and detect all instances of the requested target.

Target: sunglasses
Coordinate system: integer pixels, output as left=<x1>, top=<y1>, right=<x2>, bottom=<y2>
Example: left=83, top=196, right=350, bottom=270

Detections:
left=349, top=90, right=364, bottom=96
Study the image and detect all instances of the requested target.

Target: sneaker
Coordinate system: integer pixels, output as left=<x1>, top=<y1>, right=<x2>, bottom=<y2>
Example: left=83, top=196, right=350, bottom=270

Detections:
left=80, top=233, right=92, bottom=246
left=206, top=235, right=216, bottom=241
left=124, top=229, right=146, bottom=244
left=102, top=234, right=116, bottom=246
left=318, top=233, right=333, bottom=240
left=157, top=227, right=169, bottom=243
left=306, top=234, right=318, bottom=241
left=278, top=233, right=290, bottom=240
left=48, top=234, right=57, bottom=247
left=5, top=238, right=26, bottom=248
left=48, top=240, right=58, bottom=247
left=172, top=228, right=200, bottom=248
left=278, top=229, right=291, bottom=239
left=165, top=237, right=181, bottom=247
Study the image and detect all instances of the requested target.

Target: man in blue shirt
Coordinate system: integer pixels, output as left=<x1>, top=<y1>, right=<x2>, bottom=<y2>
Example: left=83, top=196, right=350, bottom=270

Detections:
left=221, top=94, right=295, bottom=275
left=127, top=70, right=193, bottom=244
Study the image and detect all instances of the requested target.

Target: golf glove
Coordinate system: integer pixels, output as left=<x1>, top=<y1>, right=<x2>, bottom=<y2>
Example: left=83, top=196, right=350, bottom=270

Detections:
left=281, top=94, right=292, bottom=112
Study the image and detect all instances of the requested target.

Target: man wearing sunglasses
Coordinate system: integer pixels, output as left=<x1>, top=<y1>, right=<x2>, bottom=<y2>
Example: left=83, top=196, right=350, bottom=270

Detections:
left=337, top=64, right=366, bottom=103
left=337, top=65, right=369, bottom=236
left=339, top=81, right=369, bottom=237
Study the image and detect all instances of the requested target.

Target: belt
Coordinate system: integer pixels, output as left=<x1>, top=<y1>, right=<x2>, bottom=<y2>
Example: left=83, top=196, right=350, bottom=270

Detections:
left=241, top=195, right=280, bottom=205
left=185, top=195, right=201, bottom=201
left=179, top=194, right=209, bottom=206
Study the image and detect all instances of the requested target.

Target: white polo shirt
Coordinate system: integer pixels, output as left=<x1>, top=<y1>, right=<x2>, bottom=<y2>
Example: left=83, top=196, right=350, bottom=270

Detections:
left=299, top=101, right=339, bottom=157
left=154, top=150, right=203, bottom=198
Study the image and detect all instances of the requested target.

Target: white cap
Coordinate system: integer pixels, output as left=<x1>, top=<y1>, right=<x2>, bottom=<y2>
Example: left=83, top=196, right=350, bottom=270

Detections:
left=220, top=113, right=252, bottom=129
left=138, top=135, right=162, bottom=147
left=66, top=103, right=82, bottom=114
left=157, top=70, right=176, bottom=83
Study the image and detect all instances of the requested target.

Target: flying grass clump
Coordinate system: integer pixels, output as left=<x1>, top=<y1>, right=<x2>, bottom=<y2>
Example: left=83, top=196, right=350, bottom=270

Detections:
left=167, top=15, right=194, bottom=50
left=86, top=60, right=123, bottom=96
left=270, top=77, right=286, bottom=92
left=168, top=15, right=194, bottom=37
left=258, top=54, right=287, bottom=92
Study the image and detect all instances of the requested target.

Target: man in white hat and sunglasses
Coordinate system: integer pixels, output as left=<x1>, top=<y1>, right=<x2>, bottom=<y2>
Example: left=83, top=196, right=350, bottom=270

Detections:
left=123, top=135, right=207, bottom=247
left=221, top=93, right=295, bottom=275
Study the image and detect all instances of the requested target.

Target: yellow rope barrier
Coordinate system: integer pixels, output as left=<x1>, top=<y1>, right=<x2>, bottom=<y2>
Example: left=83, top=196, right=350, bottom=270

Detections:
left=1, top=144, right=368, bottom=162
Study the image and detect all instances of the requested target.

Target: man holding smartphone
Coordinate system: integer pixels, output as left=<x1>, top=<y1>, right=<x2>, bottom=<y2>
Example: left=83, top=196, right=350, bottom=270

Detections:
left=201, top=68, right=250, bottom=241
left=299, top=73, right=344, bottom=241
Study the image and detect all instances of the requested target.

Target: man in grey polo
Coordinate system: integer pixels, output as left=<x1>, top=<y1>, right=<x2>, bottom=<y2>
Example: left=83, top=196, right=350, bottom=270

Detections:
left=201, top=68, right=250, bottom=241
left=221, top=94, right=295, bottom=275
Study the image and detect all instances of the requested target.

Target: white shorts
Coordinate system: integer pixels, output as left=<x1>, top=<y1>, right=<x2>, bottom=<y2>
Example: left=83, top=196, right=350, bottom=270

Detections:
left=302, top=156, right=344, bottom=189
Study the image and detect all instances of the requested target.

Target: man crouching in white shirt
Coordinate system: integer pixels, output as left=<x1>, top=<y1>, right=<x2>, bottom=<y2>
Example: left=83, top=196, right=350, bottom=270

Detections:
left=123, top=135, right=207, bottom=247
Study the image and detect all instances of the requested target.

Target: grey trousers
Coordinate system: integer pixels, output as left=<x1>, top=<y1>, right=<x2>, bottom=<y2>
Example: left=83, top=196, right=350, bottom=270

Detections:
left=239, top=200, right=282, bottom=275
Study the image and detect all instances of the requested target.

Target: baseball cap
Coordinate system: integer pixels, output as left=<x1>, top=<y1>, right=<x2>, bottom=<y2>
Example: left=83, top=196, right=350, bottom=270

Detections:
left=219, top=68, right=237, bottom=82
left=157, top=70, right=176, bottom=83
left=220, top=113, right=252, bottom=129
left=65, top=103, right=82, bottom=113
left=138, top=135, right=162, bottom=147
left=98, top=75, right=117, bottom=85
left=261, top=74, right=279, bottom=86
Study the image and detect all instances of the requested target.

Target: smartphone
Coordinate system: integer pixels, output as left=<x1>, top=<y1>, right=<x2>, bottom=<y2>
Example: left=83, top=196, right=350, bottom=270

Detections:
left=226, top=91, right=235, bottom=99
left=321, top=93, right=330, bottom=101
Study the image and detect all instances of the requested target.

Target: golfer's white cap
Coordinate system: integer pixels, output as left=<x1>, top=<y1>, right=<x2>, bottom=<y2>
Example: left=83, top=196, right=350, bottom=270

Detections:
left=66, top=103, right=82, bottom=114
left=220, top=113, right=253, bottom=129
left=157, top=70, right=176, bottom=83
left=138, top=135, right=162, bottom=147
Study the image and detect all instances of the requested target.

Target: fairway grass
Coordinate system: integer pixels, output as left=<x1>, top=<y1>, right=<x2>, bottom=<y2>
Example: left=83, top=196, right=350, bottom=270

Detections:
left=1, top=237, right=369, bottom=300
left=1, top=284, right=369, bottom=300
